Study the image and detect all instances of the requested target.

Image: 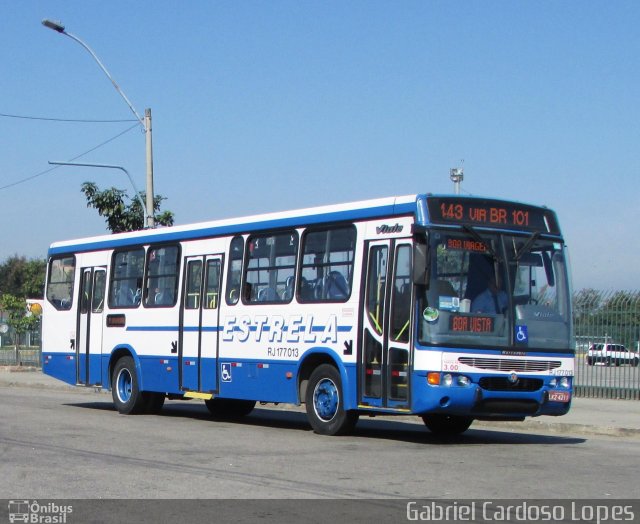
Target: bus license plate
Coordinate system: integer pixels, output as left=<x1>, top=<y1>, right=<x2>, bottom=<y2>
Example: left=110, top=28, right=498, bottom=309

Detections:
left=548, top=390, right=571, bottom=403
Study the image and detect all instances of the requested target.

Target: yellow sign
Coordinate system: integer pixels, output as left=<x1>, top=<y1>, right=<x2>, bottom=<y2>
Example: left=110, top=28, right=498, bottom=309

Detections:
left=29, top=302, right=43, bottom=316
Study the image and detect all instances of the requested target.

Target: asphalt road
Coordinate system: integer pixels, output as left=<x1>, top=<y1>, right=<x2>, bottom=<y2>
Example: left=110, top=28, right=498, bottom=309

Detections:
left=2, top=385, right=640, bottom=504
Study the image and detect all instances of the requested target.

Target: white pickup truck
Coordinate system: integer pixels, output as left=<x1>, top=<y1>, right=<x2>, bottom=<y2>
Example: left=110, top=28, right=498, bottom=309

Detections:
left=586, top=343, right=639, bottom=367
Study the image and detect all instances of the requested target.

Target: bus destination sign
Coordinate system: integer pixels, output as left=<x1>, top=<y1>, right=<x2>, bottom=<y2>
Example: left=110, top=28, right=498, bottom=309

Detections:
left=449, top=314, right=494, bottom=333
left=427, top=197, right=560, bottom=234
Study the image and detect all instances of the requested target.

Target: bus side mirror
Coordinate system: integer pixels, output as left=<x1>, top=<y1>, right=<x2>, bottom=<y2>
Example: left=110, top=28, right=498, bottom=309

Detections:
left=412, top=241, right=430, bottom=286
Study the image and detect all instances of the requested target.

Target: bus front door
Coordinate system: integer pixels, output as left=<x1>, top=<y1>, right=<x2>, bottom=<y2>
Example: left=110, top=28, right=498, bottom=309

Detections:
left=179, top=254, right=224, bottom=393
left=360, top=240, right=412, bottom=410
left=76, top=267, right=106, bottom=386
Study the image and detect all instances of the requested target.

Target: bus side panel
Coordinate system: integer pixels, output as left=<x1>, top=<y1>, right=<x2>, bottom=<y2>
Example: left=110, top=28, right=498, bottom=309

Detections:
left=216, top=359, right=299, bottom=403
left=137, top=353, right=180, bottom=394
left=102, top=307, right=181, bottom=394
left=213, top=351, right=357, bottom=406
left=42, top=351, right=77, bottom=386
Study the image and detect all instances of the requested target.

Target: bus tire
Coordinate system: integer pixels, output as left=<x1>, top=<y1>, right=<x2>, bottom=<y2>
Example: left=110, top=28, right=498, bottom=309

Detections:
left=111, top=356, right=146, bottom=414
left=142, top=392, right=165, bottom=414
left=305, top=364, right=359, bottom=436
left=205, top=398, right=256, bottom=419
left=422, top=414, right=473, bottom=436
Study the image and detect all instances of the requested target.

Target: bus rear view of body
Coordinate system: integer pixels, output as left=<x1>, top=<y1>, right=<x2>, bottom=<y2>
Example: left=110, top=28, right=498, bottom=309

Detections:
left=42, top=194, right=574, bottom=436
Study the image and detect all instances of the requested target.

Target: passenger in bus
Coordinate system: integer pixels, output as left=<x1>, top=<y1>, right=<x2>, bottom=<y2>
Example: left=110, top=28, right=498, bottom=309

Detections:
left=471, top=274, right=508, bottom=314
left=298, top=277, right=314, bottom=300
left=114, top=284, right=133, bottom=307
left=243, top=282, right=253, bottom=302
left=324, top=271, right=349, bottom=300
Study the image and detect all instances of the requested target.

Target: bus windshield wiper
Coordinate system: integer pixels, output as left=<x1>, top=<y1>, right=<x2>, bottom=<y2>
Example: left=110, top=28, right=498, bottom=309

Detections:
left=462, top=225, right=502, bottom=263
left=514, top=231, right=540, bottom=261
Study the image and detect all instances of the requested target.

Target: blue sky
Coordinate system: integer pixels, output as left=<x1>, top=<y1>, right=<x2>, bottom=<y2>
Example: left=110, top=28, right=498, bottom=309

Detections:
left=1, top=1, right=638, bottom=291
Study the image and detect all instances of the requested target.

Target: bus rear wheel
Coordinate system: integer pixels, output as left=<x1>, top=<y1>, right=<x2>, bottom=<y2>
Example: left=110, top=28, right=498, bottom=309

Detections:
left=305, top=364, right=359, bottom=436
left=111, top=356, right=146, bottom=414
left=422, top=414, right=473, bottom=436
left=205, top=398, right=256, bottom=419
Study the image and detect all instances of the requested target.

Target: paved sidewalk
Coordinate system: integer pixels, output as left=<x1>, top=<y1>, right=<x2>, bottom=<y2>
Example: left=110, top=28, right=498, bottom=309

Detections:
left=1, top=367, right=639, bottom=437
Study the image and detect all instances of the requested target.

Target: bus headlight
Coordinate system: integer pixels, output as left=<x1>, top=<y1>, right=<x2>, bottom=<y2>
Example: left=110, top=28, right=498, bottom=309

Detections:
left=456, top=375, right=471, bottom=386
left=439, top=374, right=470, bottom=387
left=560, top=377, right=571, bottom=389
left=549, top=378, right=557, bottom=387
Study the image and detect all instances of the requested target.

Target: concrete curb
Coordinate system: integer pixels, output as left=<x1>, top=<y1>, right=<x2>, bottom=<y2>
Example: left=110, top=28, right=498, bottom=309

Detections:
left=474, top=419, right=640, bottom=438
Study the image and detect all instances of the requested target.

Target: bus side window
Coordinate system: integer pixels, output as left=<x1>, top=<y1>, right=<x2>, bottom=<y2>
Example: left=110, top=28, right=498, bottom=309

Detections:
left=299, top=226, right=356, bottom=303
left=46, top=256, right=75, bottom=311
left=244, top=231, right=298, bottom=304
left=144, top=245, right=180, bottom=308
left=109, top=249, right=145, bottom=309
left=226, top=236, right=244, bottom=305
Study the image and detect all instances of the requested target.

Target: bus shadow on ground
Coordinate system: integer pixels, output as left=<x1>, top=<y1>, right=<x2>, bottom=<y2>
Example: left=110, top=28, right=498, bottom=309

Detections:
left=64, top=400, right=585, bottom=446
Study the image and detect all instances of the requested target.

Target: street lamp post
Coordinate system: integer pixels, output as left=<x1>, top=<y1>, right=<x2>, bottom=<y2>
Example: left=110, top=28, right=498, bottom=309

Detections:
left=450, top=167, right=464, bottom=195
left=42, top=18, right=155, bottom=228
left=48, top=161, right=149, bottom=225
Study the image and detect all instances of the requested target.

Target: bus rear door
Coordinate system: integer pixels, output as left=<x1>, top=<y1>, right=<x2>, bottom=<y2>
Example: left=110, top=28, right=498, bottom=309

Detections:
left=360, top=240, right=412, bottom=410
left=76, top=267, right=106, bottom=386
left=179, top=254, right=224, bottom=393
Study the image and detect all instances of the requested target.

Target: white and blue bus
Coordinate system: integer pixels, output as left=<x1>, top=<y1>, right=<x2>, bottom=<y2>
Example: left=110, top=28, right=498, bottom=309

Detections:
left=42, top=194, right=574, bottom=435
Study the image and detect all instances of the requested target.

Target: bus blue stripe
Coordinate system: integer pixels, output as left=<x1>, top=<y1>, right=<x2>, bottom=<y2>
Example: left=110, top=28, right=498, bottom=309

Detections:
left=126, top=324, right=352, bottom=333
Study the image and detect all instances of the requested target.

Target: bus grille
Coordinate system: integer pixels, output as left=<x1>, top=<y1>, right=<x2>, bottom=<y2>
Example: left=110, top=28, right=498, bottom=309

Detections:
left=479, top=377, right=543, bottom=392
left=458, top=357, right=562, bottom=372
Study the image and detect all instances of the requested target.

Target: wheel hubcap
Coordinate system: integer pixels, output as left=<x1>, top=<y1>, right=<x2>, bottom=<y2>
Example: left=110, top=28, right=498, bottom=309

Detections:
left=116, top=369, right=132, bottom=403
left=313, top=378, right=339, bottom=422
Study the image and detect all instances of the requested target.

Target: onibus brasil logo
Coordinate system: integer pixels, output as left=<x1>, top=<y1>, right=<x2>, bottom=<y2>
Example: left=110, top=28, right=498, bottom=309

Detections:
left=8, top=501, right=72, bottom=523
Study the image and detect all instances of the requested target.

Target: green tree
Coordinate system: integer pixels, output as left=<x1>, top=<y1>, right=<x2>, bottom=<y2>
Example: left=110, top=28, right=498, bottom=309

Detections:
left=599, top=291, right=640, bottom=347
left=0, top=256, right=46, bottom=298
left=0, top=293, right=39, bottom=363
left=81, top=182, right=175, bottom=233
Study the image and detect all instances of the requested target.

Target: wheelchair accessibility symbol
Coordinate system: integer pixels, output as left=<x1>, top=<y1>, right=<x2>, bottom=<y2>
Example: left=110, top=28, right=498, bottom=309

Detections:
left=515, top=325, right=528, bottom=345
left=221, top=363, right=232, bottom=382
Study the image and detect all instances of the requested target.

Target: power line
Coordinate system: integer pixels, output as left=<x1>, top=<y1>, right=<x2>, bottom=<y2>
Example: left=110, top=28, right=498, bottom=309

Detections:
left=0, top=111, right=138, bottom=123
left=0, top=123, right=140, bottom=191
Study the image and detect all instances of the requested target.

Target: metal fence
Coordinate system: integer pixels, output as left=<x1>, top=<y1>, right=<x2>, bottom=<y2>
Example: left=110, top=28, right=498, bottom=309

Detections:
left=2, top=289, right=639, bottom=399
left=573, top=289, right=640, bottom=400
left=0, top=347, right=41, bottom=367
left=0, top=322, right=42, bottom=367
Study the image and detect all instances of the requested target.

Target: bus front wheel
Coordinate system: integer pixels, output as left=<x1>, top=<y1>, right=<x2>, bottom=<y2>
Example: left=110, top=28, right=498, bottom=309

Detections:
left=111, top=356, right=146, bottom=414
left=305, top=364, right=359, bottom=436
left=422, top=414, right=473, bottom=436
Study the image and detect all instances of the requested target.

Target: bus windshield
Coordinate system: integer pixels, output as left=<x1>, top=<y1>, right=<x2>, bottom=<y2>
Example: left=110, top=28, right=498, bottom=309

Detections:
left=417, top=229, right=572, bottom=351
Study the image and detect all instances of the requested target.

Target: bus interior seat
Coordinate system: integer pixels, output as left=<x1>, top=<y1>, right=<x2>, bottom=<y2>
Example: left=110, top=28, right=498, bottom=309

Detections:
left=282, top=276, right=295, bottom=301
left=257, top=287, right=277, bottom=302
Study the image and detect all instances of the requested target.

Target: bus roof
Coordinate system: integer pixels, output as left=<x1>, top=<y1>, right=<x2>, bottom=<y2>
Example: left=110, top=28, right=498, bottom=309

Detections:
left=49, top=194, right=418, bottom=256
left=48, top=193, right=562, bottom=256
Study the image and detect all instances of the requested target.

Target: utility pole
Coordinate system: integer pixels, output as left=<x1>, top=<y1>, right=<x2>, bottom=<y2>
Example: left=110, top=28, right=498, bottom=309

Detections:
left=42, top=18, right=155, bottom=228
left=145, top=109, right=155, bottom=228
